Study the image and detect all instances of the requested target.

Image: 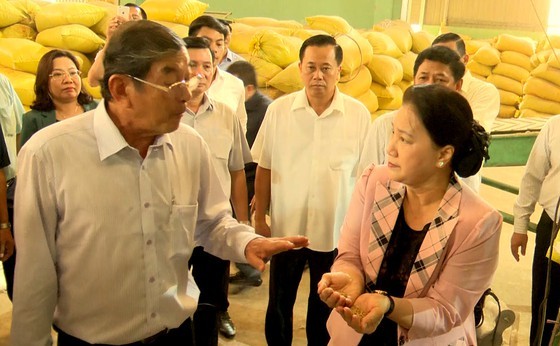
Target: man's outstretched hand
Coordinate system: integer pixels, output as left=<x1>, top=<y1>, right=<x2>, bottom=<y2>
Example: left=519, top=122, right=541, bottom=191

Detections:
left=245, top=236, right=309, bottom=271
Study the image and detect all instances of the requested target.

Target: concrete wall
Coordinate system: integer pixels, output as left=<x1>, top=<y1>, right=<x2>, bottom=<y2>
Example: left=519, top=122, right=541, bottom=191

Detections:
left=202, top=0, right=402, bottom=29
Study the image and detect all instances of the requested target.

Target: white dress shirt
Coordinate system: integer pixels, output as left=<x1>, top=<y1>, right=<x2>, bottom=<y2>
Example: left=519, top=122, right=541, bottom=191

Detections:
left=182, top=95, right=250, bottom=198
left=12, top=102, right=258, bottom=345
left=0, top=73, right=23, bottom=180
left=251, top=88, right=371, bottom=251
left=514, top=114, right=560, bottom=234
left=462, top=70, right=500, bottom=132
left=208, top=68, right=248, bottom=134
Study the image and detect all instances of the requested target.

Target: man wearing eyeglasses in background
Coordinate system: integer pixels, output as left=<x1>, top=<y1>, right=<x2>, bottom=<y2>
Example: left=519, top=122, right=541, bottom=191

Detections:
left=87, top=3, right=147, bottom=88
left=10, top=21, right=308, bottom=346
left=187, top=15, right=251, bottom=340
left=181, top=37, right=251, bottom=346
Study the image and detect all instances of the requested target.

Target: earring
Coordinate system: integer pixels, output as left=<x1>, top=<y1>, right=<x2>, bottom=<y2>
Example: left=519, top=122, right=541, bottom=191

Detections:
left=438, top=161, right=444, bottom=167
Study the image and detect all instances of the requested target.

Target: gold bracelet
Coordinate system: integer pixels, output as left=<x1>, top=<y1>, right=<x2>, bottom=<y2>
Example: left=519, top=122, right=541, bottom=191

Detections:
left=0, top=222, right=11, bottom=229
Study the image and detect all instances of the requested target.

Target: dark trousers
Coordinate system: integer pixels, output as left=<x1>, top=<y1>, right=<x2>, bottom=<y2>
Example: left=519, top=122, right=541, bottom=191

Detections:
left=2, top=205, right=14, bottom=300
left=235, top=175, right=261, bottom=279
left=56, top=318, right=194, bottom=346
left=189, top=246, right=229, bottom=346
left=530, top=211, right=560, bottom=346
left=265, top=247, right=337, bottom=346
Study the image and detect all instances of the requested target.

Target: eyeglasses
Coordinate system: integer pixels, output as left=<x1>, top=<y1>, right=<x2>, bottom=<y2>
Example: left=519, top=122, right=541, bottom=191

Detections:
left=126, top=74, right=202, bottom=98
left=49, top=70, right=82, bottom=81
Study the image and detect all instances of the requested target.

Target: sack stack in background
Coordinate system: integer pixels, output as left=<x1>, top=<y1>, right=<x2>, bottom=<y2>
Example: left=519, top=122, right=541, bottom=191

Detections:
left=520, top=37, right=560, bottom=117
left=230, top=16, right=432, bottom=119
left=0, top=0, right=559, bottom=122
left=489, top=34, right=534, bottom=118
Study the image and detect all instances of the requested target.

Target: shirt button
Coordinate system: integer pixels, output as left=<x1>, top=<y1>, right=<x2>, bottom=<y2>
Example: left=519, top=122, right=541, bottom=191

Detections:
left=146, top=239, right=152, bottom=245
left=144, top=202, right=150, bottom=208
left=149, top=277, right=155, bottom=283
left=151, top=312, right=157, bottom=318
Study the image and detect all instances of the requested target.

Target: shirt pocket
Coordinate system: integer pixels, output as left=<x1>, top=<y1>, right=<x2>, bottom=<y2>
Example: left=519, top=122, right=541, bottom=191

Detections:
left=204, top=129, right=232, bottom=162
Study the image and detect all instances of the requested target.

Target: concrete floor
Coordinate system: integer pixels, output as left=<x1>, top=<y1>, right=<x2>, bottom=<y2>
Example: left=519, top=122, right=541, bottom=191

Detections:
left=0, top=166, right=541, bottom=345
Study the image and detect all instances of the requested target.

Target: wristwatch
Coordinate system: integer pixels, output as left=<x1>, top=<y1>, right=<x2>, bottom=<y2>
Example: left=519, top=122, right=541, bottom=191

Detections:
left=374, top=290, right=395, bottom=316
left=0, top=222, right=11, bottom=229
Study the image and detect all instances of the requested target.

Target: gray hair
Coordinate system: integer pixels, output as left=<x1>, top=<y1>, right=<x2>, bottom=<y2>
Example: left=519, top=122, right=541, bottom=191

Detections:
left=101, top=20, right=186, bottom=100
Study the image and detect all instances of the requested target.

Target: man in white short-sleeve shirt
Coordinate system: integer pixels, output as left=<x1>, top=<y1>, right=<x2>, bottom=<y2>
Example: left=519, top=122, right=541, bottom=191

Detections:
left=252, top=34, right=371, bottom=346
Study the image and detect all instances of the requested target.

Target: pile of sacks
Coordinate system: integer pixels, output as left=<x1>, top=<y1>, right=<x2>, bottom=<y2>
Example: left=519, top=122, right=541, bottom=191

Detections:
left=230, top=15, right=433, bottom=119
left=0, top=0, right=208, bottom=107
left=465, top=33, right=560, bottom=119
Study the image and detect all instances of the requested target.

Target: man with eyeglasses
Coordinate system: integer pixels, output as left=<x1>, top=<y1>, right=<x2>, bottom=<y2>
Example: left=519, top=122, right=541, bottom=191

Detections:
left=181, top=36, right=251, bottom=346
left=10, top=20, right=308, bottom=346
left=187, top=15, right=251, bottom=340
left=188, top=15, right=248, bottom=135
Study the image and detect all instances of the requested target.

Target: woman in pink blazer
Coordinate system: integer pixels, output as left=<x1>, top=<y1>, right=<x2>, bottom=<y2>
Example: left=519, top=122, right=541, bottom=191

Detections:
left=318, top=84, right=502, bottom=345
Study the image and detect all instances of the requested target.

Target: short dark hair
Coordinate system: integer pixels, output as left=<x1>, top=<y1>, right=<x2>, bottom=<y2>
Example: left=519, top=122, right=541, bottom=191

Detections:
left=227, top=61, right=257, bottom=87
left=101, top=20, right=185, bottom=100
left=31, top=49, right=93, bottom=111
left=413, top=45, right=465, bottom=82
left=218, top=19, right=232, bottom=37
left=299, top=34, right=343, bottom=66
left=183, top=36, right=215, bottom=62
left=432, top=32, right=466, bottom=57
left=124, top=3, right=147, bottom=20
left=188, top=15, right=228, bottom=38
left=403, top=84, right=490, bottom=177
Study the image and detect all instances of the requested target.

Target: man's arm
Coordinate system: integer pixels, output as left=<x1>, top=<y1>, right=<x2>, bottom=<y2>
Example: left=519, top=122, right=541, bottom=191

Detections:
left=87, top=47, right=106, bottom=88
left=254, top=166, right=271, bottom=237
left=11, top=145, right=58, bottom=346
left=511, top=119, right=552, bottom=260
left=87, top=16, right=125, bottom=87
left=230, top=168, right=249, bottom=222
left=0, top=169, right=13, bottom=261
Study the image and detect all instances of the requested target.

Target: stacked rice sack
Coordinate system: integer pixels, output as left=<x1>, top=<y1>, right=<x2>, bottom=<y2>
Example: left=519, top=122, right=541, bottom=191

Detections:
left=520, top=36, right=560, bottom=117
left=0, top=0, right=105, bottom=105
left=489, top=34, right=534, bottom=118
left=141, top=0, right=208, bottom=37
left=363, top=20, right=422, bottom=118
left=230, top=16, right=438, bottom=119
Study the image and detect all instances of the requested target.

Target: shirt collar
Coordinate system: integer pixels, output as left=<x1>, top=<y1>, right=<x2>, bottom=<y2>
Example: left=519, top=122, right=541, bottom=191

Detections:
left=94, top=101, right=173, bottom=161
left=184, top=94, right=214, bottom=116
left=291, top=87, right=345, bottom=117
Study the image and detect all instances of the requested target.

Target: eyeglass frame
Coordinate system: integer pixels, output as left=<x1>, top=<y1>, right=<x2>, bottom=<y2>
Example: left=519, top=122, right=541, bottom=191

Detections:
left=126, top=74, right=202, bottom=96
left=49, top=69, right=82, bottom=81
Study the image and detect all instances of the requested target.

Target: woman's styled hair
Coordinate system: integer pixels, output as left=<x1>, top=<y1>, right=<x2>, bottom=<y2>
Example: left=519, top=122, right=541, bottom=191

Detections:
left=31, top=49, right=93, bottom=111
left=402, top=84, right=490, bottom=177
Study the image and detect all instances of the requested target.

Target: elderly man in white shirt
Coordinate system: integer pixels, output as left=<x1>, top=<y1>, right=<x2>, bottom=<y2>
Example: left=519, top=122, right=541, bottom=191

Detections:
left=181, top=36, right=251, bottom=345
left=511, top=114, right=560, bottom=346
left=11, top=20, right=307, bottom=346
left=252, top=35, right=371, bottom=346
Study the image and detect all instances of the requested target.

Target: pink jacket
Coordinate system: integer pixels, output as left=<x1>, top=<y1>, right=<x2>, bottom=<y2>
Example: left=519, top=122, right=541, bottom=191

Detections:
left=327, top=166, right=502, bottom=345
